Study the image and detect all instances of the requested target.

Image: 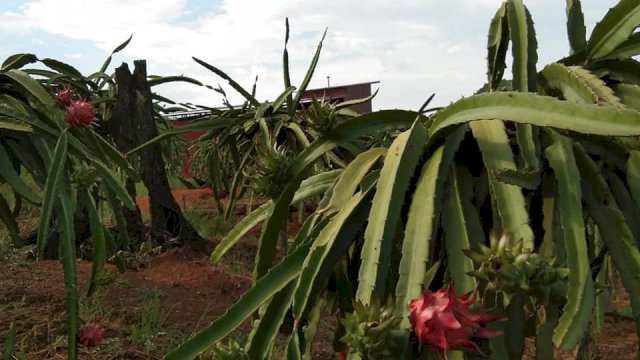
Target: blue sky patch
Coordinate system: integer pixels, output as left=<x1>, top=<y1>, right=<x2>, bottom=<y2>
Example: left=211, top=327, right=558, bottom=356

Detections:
left=0, top=0, right=26, bottom=12
left=172, top=0, right=223, bottom=24
left=0, top=29, right=114, bottom=75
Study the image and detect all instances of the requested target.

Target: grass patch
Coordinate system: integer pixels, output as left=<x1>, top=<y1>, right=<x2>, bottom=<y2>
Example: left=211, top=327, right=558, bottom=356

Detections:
left=182, top=209, right=234, bottom=239
left=0, top=295, right=26, bottom=318
left=129, top=287, right=168, bottom=350
left=0, top=233, right=14, bottom=260
left=79, top=292, right=112, bottom=324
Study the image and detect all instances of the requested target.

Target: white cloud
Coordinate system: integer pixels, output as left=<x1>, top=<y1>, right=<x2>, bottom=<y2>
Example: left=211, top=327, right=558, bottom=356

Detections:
left=0, top=11, right=35, bottom=33
left=0, top=0, right=621, bottom=110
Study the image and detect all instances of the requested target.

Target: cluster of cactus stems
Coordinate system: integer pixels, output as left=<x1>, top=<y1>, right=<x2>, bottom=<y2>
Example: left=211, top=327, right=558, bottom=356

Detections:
left=464, top=232, right=569, bottom=307
left=338, top=299, right=405, bottom=358
left=253, top=144, right=295, bottom=200
left=0, top=36, right=209, bottom=359
left=70, top=162, right=98, bottom=188
left=162, top=1, right=640, bottom=359
left=4, top=0, right=640, bottom=359
left=305, top=96, right=338, bottom=134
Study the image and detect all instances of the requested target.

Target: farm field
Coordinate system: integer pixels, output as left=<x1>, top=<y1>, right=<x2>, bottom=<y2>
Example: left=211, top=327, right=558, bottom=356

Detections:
left=1, top=189, right=637, bottom=359
left=2, top=0, right=640, bottom=359
left=0, top=190, right=338, bottom=359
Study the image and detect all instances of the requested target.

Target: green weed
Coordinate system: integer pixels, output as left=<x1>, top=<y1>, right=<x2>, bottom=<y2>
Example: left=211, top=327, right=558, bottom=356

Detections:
left=114, top=278, right=131, bottom=288
left=0, top=233, right=14, bottom=260
left=79, top=292, right=111, bottom=324
left=129, top=287, right=168, bottom=350
left=182, top=210, right=233, bottom=239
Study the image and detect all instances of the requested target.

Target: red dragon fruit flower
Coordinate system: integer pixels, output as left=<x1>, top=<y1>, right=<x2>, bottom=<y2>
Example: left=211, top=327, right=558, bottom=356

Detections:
left=55, top=88, right=76, bottom=108
left=409, top=284, right=503, bottom=354
left=78, top=323, right=107, bottom=347
left=65, top=100, right=96, bottom=127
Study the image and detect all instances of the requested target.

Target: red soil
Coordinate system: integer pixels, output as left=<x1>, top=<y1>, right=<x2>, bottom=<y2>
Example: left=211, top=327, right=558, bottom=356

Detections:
left=135, top=188, right=215, bottom=214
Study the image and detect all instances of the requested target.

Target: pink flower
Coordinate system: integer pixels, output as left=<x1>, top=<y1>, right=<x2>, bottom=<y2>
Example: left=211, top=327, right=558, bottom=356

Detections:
left=409, top=284, right=502, bottom=353
left=78, top=323, right=107, bottom=347
left=65, top=100, right=96, bottom=127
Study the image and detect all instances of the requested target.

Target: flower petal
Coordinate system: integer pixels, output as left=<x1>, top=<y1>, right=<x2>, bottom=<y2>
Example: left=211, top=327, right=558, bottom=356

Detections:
left=433, top=310, right=462, bottom=329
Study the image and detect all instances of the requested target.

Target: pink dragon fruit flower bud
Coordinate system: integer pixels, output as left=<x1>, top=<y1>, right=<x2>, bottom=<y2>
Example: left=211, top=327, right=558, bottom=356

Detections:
left=55, top=88, right=75, bottom=108
left=409, top=283, right=503, bottom=354
left=65, top=100, right=96, bottom=127
left=78, top=322, right=107, bottom=347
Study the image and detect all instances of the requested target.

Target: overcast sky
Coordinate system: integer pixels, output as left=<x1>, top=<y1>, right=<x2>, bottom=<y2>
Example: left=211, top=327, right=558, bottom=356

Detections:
left=0, top=0, right=618, bottom=110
